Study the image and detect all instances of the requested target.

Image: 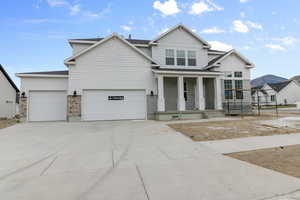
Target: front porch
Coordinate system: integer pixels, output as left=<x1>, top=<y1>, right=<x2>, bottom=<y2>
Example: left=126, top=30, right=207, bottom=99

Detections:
left=154, top=70, right=224, bottom=120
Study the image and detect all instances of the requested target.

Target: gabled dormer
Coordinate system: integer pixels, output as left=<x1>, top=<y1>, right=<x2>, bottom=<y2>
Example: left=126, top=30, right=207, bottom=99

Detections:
left=150, top=24, right=211, bottom=69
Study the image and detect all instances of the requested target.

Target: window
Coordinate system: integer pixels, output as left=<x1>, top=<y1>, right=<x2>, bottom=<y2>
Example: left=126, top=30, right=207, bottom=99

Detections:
left=176, top=50, right=186, bottom=66
left=165, top=49, right=175, bottom=65
left=235, top=80, right=243, bottom=99
left=234, top=71, right=243, bottom=78
left=224, top=80, right=233, bottom=99
left=225, top=72, right=233, bottom=78
left=271, top=95, right=276, bottom=102
left=187, top=51, right=196, bottom=66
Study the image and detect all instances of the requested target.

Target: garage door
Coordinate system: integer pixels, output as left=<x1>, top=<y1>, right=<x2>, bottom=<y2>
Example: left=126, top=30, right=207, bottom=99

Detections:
left=29, top=91, right=67, bottom=121
left=83, top=90, right=146, bottom=121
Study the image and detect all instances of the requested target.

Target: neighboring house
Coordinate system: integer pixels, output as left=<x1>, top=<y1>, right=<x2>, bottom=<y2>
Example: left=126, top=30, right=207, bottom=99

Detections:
left=290, top=75, right=300, bottom=84
left=16, top=24, right=254, bottom=122
left=252, top=80, right=300, bottom=105
left=0, top=65, right=19, bottom=118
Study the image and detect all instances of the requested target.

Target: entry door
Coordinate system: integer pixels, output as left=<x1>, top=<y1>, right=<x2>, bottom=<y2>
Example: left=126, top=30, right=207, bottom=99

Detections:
left=82, top=90, right=146, bottom=121
left=29, top=91, right=67, bottom=121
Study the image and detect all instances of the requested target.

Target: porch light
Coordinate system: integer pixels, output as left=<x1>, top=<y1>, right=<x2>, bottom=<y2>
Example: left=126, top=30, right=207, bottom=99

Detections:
left=21, top=92, right=26, bottom=98
left=150, top=91, right=154, bottom=96
left=73, top=90, right=77, bottom=97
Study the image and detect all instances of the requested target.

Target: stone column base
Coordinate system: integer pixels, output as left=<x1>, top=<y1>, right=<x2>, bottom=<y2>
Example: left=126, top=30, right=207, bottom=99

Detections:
left=67, top=95, right=81, bottom=122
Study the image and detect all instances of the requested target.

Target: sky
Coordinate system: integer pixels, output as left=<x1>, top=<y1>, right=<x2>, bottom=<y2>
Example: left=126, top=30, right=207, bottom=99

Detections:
left=1, top=0, right=300, bottom=86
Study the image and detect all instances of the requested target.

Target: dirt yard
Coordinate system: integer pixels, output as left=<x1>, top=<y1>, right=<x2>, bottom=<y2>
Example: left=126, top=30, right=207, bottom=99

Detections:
left=0, top=119, right=18, bottom=129
left=169, top=114, right=300, bottom=142
left=227, top=145, right=300, bottom=179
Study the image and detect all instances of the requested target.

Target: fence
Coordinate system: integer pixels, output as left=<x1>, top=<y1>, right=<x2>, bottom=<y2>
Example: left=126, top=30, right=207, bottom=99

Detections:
left=223, top=88, right=279, bottom=117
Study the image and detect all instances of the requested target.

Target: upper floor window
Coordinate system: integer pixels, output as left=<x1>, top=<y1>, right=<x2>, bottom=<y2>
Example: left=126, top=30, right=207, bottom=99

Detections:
left=176, top=50, right=186, bottom=66
left=187, top=51, right=196, bottom=66
left=234, top=71, right=243, bottom=78
left=165, top=49, right=175, bottom=65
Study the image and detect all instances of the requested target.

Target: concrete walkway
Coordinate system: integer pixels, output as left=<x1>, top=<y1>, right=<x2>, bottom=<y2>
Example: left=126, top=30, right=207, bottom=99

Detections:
left=198, top=133, right=300, bottom=154
left=0, top=121, right=300, bottom=200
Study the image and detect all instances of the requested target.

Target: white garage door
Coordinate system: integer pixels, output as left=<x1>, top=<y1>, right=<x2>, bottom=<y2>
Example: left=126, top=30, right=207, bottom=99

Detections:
left=83, top=90, right=146, bottom=121
left=29, top=91, right=67, bottom=121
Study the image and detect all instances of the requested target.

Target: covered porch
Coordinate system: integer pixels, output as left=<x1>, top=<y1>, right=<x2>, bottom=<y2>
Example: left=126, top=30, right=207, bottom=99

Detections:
left=154, top=69, right=224, bottom=120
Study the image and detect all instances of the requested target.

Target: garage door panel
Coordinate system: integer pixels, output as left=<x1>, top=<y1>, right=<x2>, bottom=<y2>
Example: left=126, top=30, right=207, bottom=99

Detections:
left=29, top=91, right=67, bottom=121
left=83, top=90, right=146, bottom=121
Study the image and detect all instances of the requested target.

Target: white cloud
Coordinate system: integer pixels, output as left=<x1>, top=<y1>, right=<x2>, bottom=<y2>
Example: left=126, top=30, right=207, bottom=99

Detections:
left=246, top=21, right=263, bottom=30
left=121, top=25, right=132, bottom=32
left=272, top=36, right=298, bottom=46
left=46, top=0, right=68, bottom=7
left=153, top=0, right=180, bottom=16
left=209, top=41, right=233, bottom=51
left=265, top=44, right=286, bottom=51
left=189, top=0, right=223, bottom=15
left=47, top=0, right=82, bottom=16
left=240, top=0, right=249, bottom=3
left=83, top=5, right=111, bottom=19
left=191, top=28, right=197, bottom=33
left=70, top=4, right=80, bottom=16
left=201, top=26, right=225, bottom=34
left=232, top=20, right=249, bottom=33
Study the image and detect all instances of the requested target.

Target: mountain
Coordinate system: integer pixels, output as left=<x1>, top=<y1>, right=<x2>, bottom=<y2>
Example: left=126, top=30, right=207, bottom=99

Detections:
left=290, top=75, right=300, bottom=83
left=251, top=74, right=288, bottom=88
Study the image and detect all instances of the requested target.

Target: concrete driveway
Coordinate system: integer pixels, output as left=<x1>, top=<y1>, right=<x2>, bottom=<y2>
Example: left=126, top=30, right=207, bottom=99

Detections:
left=1, top=120, right=300, bottom=200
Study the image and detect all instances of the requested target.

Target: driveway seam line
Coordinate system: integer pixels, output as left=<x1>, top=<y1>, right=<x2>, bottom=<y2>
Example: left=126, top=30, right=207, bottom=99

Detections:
left=40, top=156, right=58, bottom=176
left=136, top=165, right=150, bottom=200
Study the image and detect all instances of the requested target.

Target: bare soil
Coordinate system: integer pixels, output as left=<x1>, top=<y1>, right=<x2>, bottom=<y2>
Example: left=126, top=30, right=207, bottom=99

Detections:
left=227, top=145, right=300, bottom=179
left=0, top=119, right=18, bottom=129
left=168, top=114, right=300, bottom=142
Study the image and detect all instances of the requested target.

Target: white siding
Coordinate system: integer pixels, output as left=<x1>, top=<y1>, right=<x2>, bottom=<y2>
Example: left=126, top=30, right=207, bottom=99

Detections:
left=151, top=28, right=209, bottom=68
left=0, top=72, right=17, bottom=118
left=137, top=47, right=151, bottom=57
left=69, top=38, right=156, bottom=95
left=72, top=43, right=92, bottom=55
left=20, top=77, right=68, bottom=94
left=218, top=54, right=251, bottom=80
left=277, top=81, right=300, bottom=105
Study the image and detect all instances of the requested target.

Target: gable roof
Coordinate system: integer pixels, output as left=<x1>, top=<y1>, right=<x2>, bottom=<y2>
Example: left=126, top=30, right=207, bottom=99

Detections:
left=0, top=65, right=19, bottom=92
left=149, top=24, right=211, bottom=48
left=65, top=33, right=157, bottom=65
left=204, top=49, right=254, bottom=70
left=267, top=81, right=292, bottom=93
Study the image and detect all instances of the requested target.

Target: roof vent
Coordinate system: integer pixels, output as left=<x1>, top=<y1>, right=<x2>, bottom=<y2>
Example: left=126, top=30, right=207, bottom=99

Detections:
left=128, top=34, right=132, bottom=39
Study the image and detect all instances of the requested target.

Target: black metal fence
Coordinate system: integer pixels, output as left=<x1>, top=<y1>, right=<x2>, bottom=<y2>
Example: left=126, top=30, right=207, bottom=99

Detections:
left=223, top=88, right=281, bottom=117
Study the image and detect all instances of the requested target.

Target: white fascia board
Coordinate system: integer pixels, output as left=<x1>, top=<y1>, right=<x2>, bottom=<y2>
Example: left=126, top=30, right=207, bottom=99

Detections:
left=64, top=33, right=157, bottom=65
left=16, top=74, right=68, bottom=78
left=152, top=69, right=223, bottom=76
left=149, top=24, right=211, bottom=48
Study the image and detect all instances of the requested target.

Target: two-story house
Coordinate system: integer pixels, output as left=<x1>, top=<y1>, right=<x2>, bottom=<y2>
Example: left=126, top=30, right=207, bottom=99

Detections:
left=16, top=24, right=254, bottom=122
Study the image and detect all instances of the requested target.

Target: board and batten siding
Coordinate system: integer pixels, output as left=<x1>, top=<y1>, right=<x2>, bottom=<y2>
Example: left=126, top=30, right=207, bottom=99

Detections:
left=20, top=77, right=68, bottom=94
left=68, top=38, right=156, bottom=95
left=151, top=28, right=209, bottom=69
left=0, top=71, right=17, bottom=118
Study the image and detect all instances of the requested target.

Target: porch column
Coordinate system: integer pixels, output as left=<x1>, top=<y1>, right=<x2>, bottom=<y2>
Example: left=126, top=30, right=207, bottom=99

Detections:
left=157, top=75, right=165, bottom=112
left=215, top=77, right=223, bottom=110
left=177, top=76, right=186, bottom=111
left=196, top=77, right=205, bottom=110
